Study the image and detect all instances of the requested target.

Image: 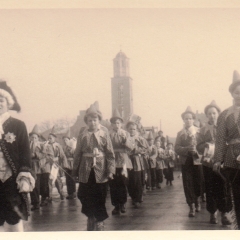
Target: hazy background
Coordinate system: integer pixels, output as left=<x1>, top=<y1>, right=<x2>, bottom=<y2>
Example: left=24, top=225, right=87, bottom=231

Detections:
left=0, top=8, right=239, bottom=137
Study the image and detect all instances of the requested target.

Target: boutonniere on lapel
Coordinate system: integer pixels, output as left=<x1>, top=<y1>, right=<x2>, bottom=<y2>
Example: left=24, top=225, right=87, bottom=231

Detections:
left=4, top=132, right=16, bottom=143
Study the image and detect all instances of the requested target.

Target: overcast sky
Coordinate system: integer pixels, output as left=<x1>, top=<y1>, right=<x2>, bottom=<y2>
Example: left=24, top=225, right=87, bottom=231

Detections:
left=0, top=8, right=240, bottom=137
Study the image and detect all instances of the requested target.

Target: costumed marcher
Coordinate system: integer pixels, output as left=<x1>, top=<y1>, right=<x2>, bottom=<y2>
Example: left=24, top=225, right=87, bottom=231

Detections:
left=147, top=131, right=158, bottom=190
left=155, top=131, right=166, bottom=149
left=0, top=80, right=35, bottom=232
left=42, top=126, right=68, bottom=203
left=62, top=128, right=77, bottom=200
left=29, top=125, right=46, bottom=211
left=109, top=109, right=134, bottom=215
left=214, top=70, right=240, bottom=229
left=197, top=100, right=232, bottom=225
left=164, top=142, right=176, bottom=186
left=155, top=138, right=166, bottom=189
left=126, top=121, right=148, bottom=209
left=73, top=104, right=115, bottom=231
left=175, top=106, right=202, bottom=217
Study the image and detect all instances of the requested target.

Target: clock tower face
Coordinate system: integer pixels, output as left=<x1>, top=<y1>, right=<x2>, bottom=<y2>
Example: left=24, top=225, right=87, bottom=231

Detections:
left=111, top=51, right=133, bottom=123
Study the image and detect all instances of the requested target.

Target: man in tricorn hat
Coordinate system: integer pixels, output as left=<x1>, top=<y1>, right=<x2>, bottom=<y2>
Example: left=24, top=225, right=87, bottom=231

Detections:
left=0, top=80, right=35, bottom=231
left=109, top=108, right=134, bottom=215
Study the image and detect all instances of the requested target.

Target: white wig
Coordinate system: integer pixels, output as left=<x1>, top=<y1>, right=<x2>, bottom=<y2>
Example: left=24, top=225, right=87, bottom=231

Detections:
left=0, top=89, right=14, bottom=109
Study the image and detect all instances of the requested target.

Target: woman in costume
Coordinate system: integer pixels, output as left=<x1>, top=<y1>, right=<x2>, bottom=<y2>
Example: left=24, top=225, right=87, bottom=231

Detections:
left=175, top=106, right=202, bottom=217
left=0, top=80, right=35, bottom=232
left=109, top=109, right=134, bottom=215
left=214, top=70, right=240, bottom=229
left=73, top=104, right=115, bottom=231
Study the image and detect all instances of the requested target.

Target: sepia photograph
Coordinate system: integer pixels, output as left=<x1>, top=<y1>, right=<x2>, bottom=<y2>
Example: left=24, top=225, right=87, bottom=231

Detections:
left=0, top=1, right=240, bottom=236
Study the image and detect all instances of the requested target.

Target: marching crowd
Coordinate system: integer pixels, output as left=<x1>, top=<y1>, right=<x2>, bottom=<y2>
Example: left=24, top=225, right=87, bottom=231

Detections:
left=1, top=70, right=240, bottom=231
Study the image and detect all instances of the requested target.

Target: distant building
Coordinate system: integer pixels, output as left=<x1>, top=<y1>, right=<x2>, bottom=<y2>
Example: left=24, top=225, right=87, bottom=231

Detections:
left=111, top=51, right=133, bottom=123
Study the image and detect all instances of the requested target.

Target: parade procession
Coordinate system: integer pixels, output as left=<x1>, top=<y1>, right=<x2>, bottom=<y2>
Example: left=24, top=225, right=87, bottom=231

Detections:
left=2, top=7, right=240, bottom=234
left=1, top=65, right=240, bottom=231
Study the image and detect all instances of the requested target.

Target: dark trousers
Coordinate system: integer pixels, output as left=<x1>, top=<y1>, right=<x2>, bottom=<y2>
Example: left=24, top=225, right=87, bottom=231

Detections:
left=164, top=165, right=174, bottom=182
left=30, top=173, right=41, bottom=205
left=40, top=173, right=50, bottom=200
left=128, top=170, right=145, bottom=203
left=65, top=169, right=76, bottom=195
left=78, top=169, right=108, bottom=222
left=203, top=166, right=232, bottom=214
left=150, top=168, right=157, bottom=188
left=225, top=167, right=240, bottom=228
left=109, top=168, right=128, bottom=206
left=0, top=177, right=22, bottom=225
left=156, top=169, right=163, bottom=184
left=181, top=157, right=201, bottom=205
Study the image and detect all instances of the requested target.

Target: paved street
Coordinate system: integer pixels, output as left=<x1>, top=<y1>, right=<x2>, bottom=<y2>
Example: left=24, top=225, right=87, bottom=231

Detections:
left=23, top=171, right=232, bottom=231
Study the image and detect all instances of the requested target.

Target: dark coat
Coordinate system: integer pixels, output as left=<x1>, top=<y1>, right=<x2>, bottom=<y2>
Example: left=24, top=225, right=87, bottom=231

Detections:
left=1, top=117, right=33, bottom=220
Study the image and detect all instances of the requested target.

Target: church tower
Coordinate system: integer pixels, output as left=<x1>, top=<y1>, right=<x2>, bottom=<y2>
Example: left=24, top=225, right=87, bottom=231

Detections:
left=111, top=51, right=133, bottom=122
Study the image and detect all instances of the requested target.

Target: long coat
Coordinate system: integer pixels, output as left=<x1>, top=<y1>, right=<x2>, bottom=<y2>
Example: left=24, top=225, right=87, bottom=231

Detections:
left=197, top=122, right=216, bottom=168
left=1, top=117, right=33, bottom=220
left=175, top=126, right=201, bottom=165
left=73, top=125, right=115, bottom=183
left=214, top=105, right=240, bottom=169
left=109, top=129, right=134, bottom=169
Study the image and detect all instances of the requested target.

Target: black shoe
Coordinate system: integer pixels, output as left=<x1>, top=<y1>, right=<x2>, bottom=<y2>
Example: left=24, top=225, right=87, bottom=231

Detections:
left=120, top=204, right=126, bottom=213
left=31, top=204, right=40, bottom=211
left=66, top=193, right=76, bottom=200
left=166, top=180, right=169, bottom=185
left=112, top=206, right=120, bottom=215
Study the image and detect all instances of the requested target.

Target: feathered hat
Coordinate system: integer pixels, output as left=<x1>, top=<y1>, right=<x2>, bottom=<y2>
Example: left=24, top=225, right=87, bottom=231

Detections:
left=110, top=108, right=123, bottom=123
left=29, top=124, right=41, bottom=137
left=229, top=70, right=240, bottom=93
left=84, top=102, right=102, bottom=124
left=204, top=100, right=221, bottom=115
left=0, top=80, right=21, bottom=112
left=49, top=125, right=58, bottom=138
left=181, top=106, right=196, bottom=120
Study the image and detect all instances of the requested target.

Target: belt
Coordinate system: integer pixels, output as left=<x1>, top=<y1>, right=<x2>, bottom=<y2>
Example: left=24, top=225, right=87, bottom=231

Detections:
left=227, top=139, right=240, bottom=145
left=114, top=149, right=126, bottom=153
left=82, top=152, right=105, bottom=157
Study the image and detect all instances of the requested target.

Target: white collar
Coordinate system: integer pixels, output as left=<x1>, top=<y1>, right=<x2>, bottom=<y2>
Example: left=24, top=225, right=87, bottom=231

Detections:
left=0, top=111, right=10, bottom=124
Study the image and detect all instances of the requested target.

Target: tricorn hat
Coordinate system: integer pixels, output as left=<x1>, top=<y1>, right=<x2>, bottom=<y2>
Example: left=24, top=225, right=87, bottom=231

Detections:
left=181, top=106, right=196, bottom=120
left=204, top=100, right=221, bottom=115
left=29, top=124, right=41, bottom=137
left=84, top=103, right=102, bottom=124
left=110, top=108, right=123, bottom=123
left=0, top=80, right=21, bottom=112
left=229, top=70, right=240, bottom=93
left=49, top=125, right=58, bottom=138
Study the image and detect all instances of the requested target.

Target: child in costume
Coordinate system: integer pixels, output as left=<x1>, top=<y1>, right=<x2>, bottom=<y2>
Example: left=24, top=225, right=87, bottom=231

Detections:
left=164, top=142, right=176, bottom=186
